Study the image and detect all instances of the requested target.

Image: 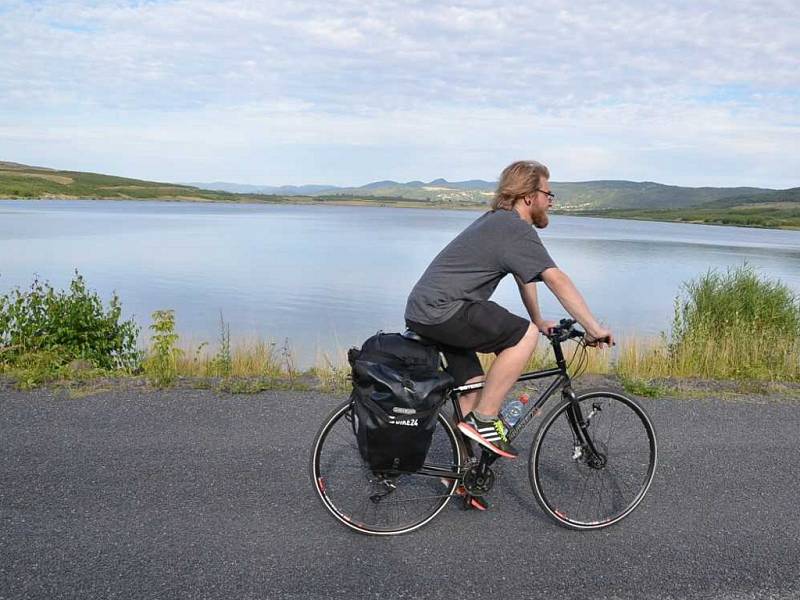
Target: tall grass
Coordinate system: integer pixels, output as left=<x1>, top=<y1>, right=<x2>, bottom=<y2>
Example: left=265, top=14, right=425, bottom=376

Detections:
left=479, top=340, right=613, bottom=377
left=3, top=267, right=798, bottom=391
left=612, top=266, right=800, bottom=382
left=176, top=338, right=290, bottom=379
left=666, top=265, right=800, bottom=380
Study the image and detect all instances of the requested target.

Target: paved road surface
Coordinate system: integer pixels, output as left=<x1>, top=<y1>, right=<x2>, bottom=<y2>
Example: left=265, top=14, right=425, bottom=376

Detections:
left=2, top=386, right=799, bottom=599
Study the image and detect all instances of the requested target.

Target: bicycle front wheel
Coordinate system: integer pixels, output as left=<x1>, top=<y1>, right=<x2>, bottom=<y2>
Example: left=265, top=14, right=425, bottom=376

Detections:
left=310, top=399, right=462, bottom=536
left=529, top=389, right=657, bottom=530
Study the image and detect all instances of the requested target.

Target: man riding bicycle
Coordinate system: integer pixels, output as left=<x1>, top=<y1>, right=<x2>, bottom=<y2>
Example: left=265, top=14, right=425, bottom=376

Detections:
left=405, top=160, right=613, bottom=459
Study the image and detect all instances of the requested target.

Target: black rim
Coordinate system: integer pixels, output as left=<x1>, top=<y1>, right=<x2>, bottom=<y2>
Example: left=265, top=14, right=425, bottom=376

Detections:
left=531, top=392, right=657, bottom=529
left=312, top=402, right=461, bottom=534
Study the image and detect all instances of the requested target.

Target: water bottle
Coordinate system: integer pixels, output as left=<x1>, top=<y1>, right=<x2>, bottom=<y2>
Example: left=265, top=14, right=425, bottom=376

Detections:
left=501, top=393, right=530, bottom=428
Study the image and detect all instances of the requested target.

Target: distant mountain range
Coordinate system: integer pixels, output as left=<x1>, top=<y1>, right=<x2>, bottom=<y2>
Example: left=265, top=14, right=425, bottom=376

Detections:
left=187, top=177, right=777, bottom=210
left=2, top=161, right=797, bottom=228
left=186, top=182, right=337, bottom=195
left=182, top=178, right=497, bottom=197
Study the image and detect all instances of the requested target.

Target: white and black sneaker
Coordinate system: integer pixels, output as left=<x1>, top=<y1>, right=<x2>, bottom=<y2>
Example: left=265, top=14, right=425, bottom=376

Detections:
left=457, top=412, right=519, bottom=458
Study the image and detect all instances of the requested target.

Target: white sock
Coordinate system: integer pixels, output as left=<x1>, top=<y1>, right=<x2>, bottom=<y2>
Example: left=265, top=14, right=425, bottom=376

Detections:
left=473, top=410, right=497, bottom=422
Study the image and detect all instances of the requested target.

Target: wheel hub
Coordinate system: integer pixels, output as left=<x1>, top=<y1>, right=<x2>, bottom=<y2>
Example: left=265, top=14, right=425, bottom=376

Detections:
left=586, top=452, right=607, bottom=469
left=575, top=441, right=608, bottom=471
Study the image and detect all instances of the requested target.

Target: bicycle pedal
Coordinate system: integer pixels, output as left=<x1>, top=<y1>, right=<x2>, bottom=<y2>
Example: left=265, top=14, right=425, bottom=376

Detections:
left=465, top=495, right=489, bottom=511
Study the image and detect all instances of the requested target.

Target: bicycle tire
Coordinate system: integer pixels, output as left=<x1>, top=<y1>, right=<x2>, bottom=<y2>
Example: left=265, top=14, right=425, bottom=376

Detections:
left=310, top=399, right=462, bottom=536
left=529, top=389, right=657, bottom=530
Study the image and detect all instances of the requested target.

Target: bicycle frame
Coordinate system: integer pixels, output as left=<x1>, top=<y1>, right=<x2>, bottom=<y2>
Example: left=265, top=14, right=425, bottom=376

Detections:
left=415, top=333, right=600, bottom=482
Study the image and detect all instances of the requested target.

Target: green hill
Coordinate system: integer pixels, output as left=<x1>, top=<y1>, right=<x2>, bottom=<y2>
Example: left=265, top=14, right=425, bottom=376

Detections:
left=0, top=162, right=438, bottom=208
left=316, top=179, right=776, bottom=210
left=196, top=177, right=776, bottom=209
left=3, top=161, right=797, bottom=228
left=550, top=181, right=772, bottom=210
left=0, top=161, right=244, bottom=201
left=577, top=187, right=800, bottom=229
left=700, top=187, right=800, bottom=208
left=2, top=161, right=778, bottom=210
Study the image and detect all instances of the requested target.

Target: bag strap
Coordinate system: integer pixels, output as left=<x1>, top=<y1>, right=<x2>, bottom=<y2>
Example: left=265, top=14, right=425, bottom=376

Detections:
left=361, top=349, right=434, bottom=368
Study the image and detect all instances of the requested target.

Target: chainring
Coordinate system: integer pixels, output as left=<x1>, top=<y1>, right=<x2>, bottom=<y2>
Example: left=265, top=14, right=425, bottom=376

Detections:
left=462, top=464, right=495, bottom=496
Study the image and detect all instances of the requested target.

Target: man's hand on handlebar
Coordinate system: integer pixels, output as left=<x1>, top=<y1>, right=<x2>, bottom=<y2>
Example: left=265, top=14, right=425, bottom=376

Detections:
left=535, top=319, right=558, bottom=336
left=584, top=327, right=615, bottom=349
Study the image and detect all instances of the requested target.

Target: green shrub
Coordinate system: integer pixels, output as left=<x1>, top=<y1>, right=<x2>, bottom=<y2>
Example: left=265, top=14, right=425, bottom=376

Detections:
left=7, top=350, right=65, bottom=390
left=0, top=272, right=140, bottom=370
left=143, top=309, right=182, bottom=387
left=669, top=264, right=800, bottom=380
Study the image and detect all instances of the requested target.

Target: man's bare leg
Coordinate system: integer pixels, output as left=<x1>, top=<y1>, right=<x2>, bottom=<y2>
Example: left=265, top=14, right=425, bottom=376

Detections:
left=458, top=376, right=484, bottom=417
left=474, top=324, right=539, bottom=418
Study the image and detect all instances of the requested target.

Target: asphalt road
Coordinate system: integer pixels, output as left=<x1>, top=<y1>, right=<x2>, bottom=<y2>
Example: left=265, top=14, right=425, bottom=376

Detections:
left=2, top=385, right=800, bottom=599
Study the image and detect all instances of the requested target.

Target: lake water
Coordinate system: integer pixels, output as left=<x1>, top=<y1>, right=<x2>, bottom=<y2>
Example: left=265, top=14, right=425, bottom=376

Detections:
left=2, top=199, right=799, bottom=366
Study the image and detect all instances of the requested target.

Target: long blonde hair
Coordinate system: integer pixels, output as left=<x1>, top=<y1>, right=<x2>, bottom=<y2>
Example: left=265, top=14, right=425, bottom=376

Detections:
left=491, top=160, right=550, bottom=210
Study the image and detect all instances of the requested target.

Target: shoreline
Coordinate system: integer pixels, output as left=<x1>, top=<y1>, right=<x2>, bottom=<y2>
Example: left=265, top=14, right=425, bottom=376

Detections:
left=1, top=195, right=797, bottom=230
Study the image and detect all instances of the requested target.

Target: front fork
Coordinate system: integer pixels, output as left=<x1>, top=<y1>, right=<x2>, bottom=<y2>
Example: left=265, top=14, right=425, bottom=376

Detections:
left=563, top=385, right=603, bottom=462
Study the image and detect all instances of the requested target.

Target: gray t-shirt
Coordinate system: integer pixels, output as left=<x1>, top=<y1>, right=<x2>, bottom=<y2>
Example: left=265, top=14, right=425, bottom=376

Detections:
left=405, top=209, right=557, bottom=325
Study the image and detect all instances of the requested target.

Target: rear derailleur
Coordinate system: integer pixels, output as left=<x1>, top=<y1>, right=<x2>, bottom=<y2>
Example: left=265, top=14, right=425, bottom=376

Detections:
left=368, top=473, right=397, bottom=504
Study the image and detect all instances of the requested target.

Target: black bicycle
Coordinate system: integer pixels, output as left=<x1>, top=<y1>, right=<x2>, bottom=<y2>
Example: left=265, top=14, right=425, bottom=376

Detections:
left=310, top=319, right=658, bottom=535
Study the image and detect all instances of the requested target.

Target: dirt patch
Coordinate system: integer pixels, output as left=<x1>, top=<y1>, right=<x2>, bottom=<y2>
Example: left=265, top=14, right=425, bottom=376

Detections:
left=0, top=170, right=73, bottom=184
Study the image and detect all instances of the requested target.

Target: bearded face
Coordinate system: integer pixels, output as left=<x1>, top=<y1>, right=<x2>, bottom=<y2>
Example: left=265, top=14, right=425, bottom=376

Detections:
left=515, top=178, right=553, bottom=228
left=532, top=204, right=550, bottom=229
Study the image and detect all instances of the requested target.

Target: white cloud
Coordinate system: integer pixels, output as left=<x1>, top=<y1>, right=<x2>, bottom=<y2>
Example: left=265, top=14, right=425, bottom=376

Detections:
left=0, top=0, right=798, bottom=186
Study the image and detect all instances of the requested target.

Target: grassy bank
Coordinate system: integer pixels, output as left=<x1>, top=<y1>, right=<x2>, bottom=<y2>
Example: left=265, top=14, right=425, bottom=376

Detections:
left=1, top=267, right=799, bottom=394
left=5, top=329, right=796, bottom=398
left=572, top=205, right=800, bottom=229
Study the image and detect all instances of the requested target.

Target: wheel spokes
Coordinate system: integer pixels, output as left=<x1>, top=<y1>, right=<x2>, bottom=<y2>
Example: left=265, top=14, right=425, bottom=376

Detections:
left=531, top=393, right=656, bottom=529
left=312, top=402, right=461, bottom=534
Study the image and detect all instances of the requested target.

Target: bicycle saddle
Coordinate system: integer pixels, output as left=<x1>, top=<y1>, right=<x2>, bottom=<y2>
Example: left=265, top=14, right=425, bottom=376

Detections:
left=402, top=329, right=438, bottom=346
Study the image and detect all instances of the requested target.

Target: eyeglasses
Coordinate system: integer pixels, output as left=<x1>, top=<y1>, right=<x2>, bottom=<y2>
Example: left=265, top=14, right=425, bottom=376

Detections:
left=535, top=189, right=555, bottom=201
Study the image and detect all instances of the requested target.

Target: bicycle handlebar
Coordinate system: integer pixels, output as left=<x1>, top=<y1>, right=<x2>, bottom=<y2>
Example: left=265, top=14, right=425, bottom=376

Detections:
left=545, top=318, right=612, bottom=346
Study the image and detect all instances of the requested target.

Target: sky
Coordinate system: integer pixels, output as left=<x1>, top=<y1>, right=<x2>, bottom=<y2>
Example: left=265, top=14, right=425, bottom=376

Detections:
left=1, top=0, right=799, bottom=187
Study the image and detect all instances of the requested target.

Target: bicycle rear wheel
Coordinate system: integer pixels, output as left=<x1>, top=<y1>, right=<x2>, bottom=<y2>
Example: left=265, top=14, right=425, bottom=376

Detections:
left=529, top=389, right=657, bottom=530
left=310, top=399, right=462, bottom=535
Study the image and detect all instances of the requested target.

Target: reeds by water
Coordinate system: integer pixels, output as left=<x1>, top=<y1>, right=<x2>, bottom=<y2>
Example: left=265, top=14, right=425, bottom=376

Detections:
left=163, top=266, right=800, bottom=391
left=4, top=265, right=797, bottom=392
left=163, top=328, right=798, bottom=392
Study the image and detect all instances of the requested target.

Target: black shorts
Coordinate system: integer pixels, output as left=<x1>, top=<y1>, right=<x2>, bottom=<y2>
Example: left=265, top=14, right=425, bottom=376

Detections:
left=406, top=300, right=530, bottom=387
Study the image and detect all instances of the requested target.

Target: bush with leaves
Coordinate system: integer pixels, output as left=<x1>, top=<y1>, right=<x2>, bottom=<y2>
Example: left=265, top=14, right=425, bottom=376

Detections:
left=0, top=272, right=140, bottom=370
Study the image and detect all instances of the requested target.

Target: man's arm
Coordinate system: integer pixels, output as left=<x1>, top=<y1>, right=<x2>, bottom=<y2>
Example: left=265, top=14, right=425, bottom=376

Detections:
left=539, top=267, right=613, bottom=345
left=514, top=275, right=556, bottom=333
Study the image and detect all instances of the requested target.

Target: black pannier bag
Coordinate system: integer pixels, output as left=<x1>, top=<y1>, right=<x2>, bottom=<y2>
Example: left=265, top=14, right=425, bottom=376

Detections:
left=348, top=332, right=454, bottom=473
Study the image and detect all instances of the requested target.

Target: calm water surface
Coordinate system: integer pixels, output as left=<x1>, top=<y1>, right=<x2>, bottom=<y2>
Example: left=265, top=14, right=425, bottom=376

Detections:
left=2, top=200, right=799, bottom=366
